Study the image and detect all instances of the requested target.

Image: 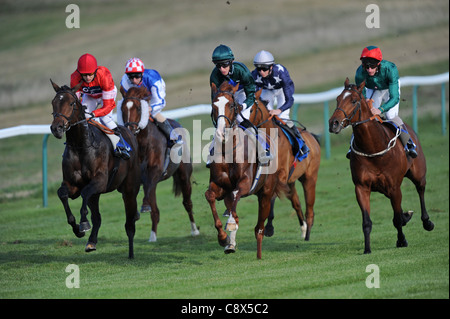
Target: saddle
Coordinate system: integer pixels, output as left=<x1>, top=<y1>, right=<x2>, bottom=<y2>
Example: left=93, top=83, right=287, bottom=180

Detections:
left=272, top=117, right=309, bottom=162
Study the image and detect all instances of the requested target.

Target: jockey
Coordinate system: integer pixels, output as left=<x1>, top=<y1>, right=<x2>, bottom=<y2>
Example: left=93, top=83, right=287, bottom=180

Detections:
left=251, top=50, right=295, bottom=121
left=70, top=53, right=130, bottom=159
left=252, top=50, right=307, bottom=156
left=353, top=46, right=417, bottom=158
left=118, top=57, right=182, bottom=147
left=209, top=44, right=272, bottom=165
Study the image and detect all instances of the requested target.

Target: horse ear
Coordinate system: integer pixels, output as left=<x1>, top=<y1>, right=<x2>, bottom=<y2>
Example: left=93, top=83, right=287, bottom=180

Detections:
left=71, top=81, right=83, bottom=94
left=344, top=77, right=350, bottom=88
left=255, top=88, right=262, bottom=100
left=358, top=80, right=366, bottom=92
left=211, top=82, right=217, bottom=95
left=50, top=79, right=60, bottom=92
left=231, top=82, right=240, bottom=93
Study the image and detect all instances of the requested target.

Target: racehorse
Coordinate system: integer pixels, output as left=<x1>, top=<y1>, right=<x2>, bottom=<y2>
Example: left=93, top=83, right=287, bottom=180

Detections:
left=50, top=80, right=141, bottom=259
left=328, top=78, right=434, bottom=254
left=119, top=86, right=199, bottom=242
left=205, top=81, right=321, bottom=259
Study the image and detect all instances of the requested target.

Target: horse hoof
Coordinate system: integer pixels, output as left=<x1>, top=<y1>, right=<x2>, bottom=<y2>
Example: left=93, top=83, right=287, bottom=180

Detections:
left=364, top=249, right=371, bottom=254
left=264, top=226, right=274, bottom=237
left=73, top=225, right=85, bottom=238
left=423, top=220, right=435, bottom=231
left=79, top=221, right=91, bottom=232
left=85, top=242, right=96, bottom=252
left=140, top=205, right=151, bottom=213
left=224, top=244, right=236, bottom=254
left=148, top=231, right=157, bottom=242
left=218, top=235, right=230, bottom=247
left=396, top=239, right=408, bottom=248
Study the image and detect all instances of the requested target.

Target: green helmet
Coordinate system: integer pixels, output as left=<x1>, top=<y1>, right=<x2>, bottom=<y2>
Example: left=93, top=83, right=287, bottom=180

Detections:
left=212, top=44, right=234, bottom=63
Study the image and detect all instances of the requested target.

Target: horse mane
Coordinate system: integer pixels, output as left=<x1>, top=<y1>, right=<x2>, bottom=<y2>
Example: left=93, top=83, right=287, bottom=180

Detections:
left=126, top=86, right=149, bottom=99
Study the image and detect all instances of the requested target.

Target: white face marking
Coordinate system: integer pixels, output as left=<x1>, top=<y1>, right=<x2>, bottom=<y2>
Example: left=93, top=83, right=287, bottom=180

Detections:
left=342, top=91, right=351, bottom=100
left=59, top=95, right=64, bottom=100
left=126, top=101, right=134, bottom=121
left=214, top=95, right=230, bottom=139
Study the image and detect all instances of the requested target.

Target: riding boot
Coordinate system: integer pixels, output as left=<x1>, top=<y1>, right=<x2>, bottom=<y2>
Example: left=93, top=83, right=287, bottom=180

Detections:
left=399, top=125, right=418, bottom=158
left=259, top=148, right=273, bottom=165
left=112, top=128, right=131, bottom=160
left=157, top=120, right=183, bottom=148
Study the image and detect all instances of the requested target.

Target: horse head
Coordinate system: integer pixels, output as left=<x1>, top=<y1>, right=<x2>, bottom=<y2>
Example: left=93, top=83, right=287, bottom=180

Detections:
left=211, top=81, right=241, bottom=143
left=119, top=86, right=150, bottom=135
left=50, top=79, right=84, bottom=139
left=328, top=78, right=367, bottom=134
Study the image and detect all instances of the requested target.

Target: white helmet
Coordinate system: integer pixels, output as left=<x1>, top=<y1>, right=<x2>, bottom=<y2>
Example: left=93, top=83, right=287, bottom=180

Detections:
left=253, top=50, right=275, bottom=66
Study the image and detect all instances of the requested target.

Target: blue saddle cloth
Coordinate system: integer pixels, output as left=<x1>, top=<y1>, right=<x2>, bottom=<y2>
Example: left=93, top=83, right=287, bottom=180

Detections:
left=279, top=126, right=309, bottom=162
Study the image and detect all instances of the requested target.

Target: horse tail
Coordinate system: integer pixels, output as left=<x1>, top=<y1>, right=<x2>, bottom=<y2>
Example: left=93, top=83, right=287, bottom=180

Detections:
left=311, top=133, right=321, bottom=146
left=172, top=162, right=193, bottom=197
left=274, top=171, right=290, bottom=199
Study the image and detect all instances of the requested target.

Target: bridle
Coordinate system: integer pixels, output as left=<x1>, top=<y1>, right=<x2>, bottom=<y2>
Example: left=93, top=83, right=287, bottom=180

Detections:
left=335, top=85, right=400, bottom=157
left=334, top=86, right=363, bottom=130
left=211, top=90, right=241, bottom=129
left=122, top=96, right=142, bottom=135
left=52, top=87, right=86, bottom=133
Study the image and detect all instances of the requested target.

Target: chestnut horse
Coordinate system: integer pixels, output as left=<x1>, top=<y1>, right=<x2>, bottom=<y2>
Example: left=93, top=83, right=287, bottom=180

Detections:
left=328, top=78, right=434, bottom=254
left=50, top=80, right=141, bottom=259
left=205, top=82, right=321, bottom=259
left=119, top=86, right=199, bottom=242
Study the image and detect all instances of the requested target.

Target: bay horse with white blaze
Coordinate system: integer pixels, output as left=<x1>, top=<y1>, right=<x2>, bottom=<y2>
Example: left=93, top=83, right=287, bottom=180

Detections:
left=119, top=86, right=199, bottom=242
left=205, top=82, right=321, bottom=259
left=50, top=80, right=141, bottom=259
left=328, top=78, right=434, bottom=254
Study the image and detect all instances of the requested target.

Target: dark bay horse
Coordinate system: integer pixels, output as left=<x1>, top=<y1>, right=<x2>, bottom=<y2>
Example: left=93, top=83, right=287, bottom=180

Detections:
left=328, top=78, right=434, bottom=254
left=119, top=86, right=199, bottom=242
left=205, top=82, right=321, bottom=259
left=50, top=80, right=141, bottom=258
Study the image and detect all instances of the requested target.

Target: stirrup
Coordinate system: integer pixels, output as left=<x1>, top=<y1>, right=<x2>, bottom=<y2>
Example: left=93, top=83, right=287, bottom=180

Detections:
left=114, top=147, right=130, bottom=160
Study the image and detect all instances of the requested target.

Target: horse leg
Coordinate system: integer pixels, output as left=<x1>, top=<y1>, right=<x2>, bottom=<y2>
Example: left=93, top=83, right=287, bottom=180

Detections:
left=406, top=170, right=435, bottom=232
left=85, top=194, right=101, bottom=252
left=264, top=198, right=276, bottom=237
left=140, top=173, right=152, bottom=213
left=205, top=183, right=229, bottom=247
left=286, top=183, right=307, bottom=240
left=416, top=183, right=435, bottom=231
left=57, top=182, right=84, bottom=238
left=174, top=165, right=200, bottom=237
left=255, top=193, right=272, bottom=259
left=223, top=192, right=241, bottom=254
left=123, top=191, right=138, bottom=259
left=147, top=186, right=159, bottom=242
left=300, top=176, right=317, bottom=241
left=390, top=189, right=411, bottom=249
left=355, top=185, right=372, bottom=254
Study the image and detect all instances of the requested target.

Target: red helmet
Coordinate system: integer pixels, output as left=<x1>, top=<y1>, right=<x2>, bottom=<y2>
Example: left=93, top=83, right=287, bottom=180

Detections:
left=360, top=46, right=383, bottom=62
left=125, top=57, right=145, bottom=73
left=77, top=53, right=98, bottom=74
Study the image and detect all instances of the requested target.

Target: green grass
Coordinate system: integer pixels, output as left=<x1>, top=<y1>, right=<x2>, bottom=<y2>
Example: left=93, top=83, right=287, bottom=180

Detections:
left=0, top=114, right=448, bottom=299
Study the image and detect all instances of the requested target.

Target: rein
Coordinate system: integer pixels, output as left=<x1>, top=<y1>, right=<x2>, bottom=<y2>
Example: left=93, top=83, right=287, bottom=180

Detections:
left=211, top=90, right=241, bottom=129
left=337, top=85, right=400, bottom=157
left=122, top=96, right=143, bottom=134
left=52, top=88, right=87, bottom=132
